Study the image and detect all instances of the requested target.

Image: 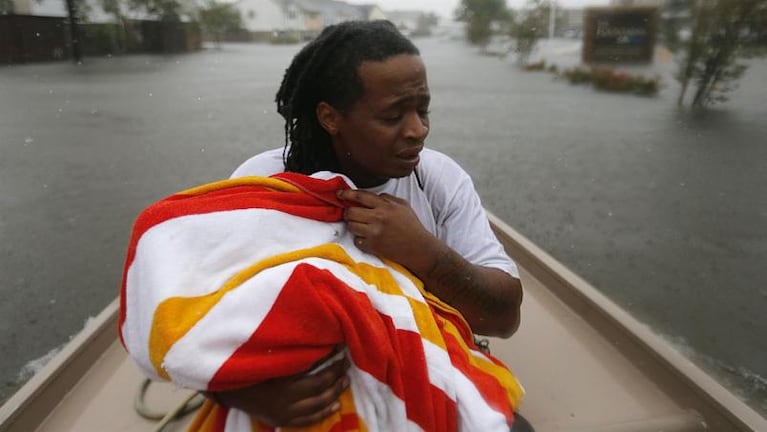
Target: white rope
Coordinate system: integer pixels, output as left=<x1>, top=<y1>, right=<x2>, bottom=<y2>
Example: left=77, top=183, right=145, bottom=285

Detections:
left=134, top=378, right=205, bottom=431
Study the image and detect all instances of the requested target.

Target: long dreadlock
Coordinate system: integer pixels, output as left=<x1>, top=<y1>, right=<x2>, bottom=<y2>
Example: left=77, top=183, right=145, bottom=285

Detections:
left=275, top=20, right=420, bottom=175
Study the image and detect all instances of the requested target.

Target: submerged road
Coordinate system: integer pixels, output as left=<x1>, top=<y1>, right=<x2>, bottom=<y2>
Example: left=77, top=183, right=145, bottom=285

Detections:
left=1, top=38, right=765, bottom=414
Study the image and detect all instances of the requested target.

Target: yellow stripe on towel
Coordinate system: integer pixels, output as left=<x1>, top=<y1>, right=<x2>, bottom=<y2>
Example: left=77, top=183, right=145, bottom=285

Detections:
left=177, top=176, right=301, bottom=196
left=150, top=243, right=428, bottom=379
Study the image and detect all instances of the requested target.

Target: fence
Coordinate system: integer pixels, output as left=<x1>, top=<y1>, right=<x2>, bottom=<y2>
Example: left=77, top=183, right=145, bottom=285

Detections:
left=0, top=15, right=201, bottom=64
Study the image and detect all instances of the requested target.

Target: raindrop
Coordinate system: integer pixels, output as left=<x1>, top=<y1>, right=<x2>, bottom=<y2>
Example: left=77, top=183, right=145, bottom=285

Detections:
left=207, top=112, right=214, bottom=119
left=679, top=182, right=686, bottom=187
left=35, top=32, right=40, bottom=37
left=608, top=211, right=613, bottom=217
left=24, top=137, right=34, bottom=144
left=48, top=89, right=54, bottom=94
left=57, top=108, right=63, bottom=113
left=49, top=299, right=56, bottom=304
left=148, top=92, right=153, bottom=97
left=200, top=148, right=205, bottom=153
left=196, top=96, right=202, bottom=101
left=42, top=184, right=49, bottom=189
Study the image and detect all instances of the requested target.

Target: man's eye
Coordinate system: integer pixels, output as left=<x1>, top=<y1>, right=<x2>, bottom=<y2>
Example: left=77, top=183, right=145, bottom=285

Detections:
left=382, top=114, right=402, bottom=122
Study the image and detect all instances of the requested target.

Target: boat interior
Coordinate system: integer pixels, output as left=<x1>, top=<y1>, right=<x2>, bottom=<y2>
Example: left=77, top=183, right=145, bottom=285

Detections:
left=0, top=213, right=764, bottom=432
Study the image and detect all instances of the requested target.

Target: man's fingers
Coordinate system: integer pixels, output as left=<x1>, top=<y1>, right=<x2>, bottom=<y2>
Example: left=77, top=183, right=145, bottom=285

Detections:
left=292, top=357, right=349, bottom=399
left=288, top=374, right=350, bottom=421
left=283, top=399, right=343, bottom=428
left=344, top=206, right=377, bottom=224
left=337, top=189, right=385, bottom=208
left=347, top=220, right=375, bottom=240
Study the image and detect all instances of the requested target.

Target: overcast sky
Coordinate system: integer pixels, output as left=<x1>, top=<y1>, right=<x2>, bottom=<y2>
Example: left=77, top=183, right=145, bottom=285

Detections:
left=346, top=0, right=611, bottom=20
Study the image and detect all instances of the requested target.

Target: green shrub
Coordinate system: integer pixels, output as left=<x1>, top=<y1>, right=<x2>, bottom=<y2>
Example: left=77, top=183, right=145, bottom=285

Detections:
left=270, top=32, right=300, bottom=44
left=562, top=66, right=592, bottom=84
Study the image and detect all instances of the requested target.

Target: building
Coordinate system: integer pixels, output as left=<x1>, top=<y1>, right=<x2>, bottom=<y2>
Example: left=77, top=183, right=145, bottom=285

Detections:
left=235, top=0, right=304, bottom=41
left=234, top=0, right=383, bottom=42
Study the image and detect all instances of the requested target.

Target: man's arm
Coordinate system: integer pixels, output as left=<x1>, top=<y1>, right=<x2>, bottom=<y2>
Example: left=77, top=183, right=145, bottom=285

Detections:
left=339, top=189, right=522, bottom=337
left=415, top=239, right=522, bottom=337
left=205, top=355, right=350, bottom=427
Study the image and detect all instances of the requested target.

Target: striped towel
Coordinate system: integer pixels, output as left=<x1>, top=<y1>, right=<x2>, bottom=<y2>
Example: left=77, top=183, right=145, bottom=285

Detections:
left=119, top=172, right=524, bottom=432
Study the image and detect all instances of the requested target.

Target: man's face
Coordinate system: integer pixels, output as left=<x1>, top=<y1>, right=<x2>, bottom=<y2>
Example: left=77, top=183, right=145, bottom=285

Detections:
left=328, top=54, right=431, bottom=188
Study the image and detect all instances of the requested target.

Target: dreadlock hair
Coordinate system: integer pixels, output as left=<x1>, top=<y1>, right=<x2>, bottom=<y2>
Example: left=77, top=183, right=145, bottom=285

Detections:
left=275, top=20, right=420, bottom=175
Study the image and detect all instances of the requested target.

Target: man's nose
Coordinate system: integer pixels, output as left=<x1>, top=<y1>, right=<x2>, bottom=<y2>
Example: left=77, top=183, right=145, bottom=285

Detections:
left=404, top=112, right=429, bottom=141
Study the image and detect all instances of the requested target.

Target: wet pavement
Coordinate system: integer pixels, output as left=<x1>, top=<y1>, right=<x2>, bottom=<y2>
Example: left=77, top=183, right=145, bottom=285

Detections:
left=1, top=38, right=765, bottom=414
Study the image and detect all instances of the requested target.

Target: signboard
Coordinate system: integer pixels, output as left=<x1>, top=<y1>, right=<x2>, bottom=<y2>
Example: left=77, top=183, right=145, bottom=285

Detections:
left=582, top=7, right=658, bottom=64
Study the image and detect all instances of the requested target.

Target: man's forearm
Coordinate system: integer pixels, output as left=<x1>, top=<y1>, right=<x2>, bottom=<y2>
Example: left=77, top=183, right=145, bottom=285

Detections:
left=409, top=239, right=523, bottom=337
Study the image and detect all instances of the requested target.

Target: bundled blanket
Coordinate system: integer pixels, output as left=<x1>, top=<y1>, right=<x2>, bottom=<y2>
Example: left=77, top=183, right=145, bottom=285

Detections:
left=119, top=172, right=524, bottom=432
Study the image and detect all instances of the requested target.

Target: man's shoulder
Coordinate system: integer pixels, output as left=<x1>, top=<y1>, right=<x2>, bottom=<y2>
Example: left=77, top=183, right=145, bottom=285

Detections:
left=231, top=148, right=285, bottom=178
left=420, top=148, right=454, bottom=165
left=418, top=148, right=470, bottom=184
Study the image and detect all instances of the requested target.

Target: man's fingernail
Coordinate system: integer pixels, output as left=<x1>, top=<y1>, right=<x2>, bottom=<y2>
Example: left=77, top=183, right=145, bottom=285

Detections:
left=331, top=402, right=341, bottom=412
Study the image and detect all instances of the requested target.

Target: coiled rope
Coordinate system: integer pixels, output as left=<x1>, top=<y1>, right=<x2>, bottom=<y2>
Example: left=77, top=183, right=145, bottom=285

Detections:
left=134, top=378, right=205, bottom=432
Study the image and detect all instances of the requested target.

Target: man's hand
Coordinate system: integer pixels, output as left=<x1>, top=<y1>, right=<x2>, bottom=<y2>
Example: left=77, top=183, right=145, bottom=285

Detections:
left=338, top=189, right=522, bottom=338
left=338, top=189, right=436, bottom=272
left=207, top=355, right=350, bottom=427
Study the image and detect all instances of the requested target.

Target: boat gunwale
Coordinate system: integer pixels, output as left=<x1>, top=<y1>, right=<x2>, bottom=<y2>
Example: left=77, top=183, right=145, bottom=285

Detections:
left=0, top=299, right=119, bottom=432
left=486, top=211, right=766, bottom=432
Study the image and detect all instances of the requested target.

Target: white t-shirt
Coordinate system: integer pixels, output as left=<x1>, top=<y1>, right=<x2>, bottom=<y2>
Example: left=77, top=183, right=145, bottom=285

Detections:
left=231, top=148, right=519, bottom=278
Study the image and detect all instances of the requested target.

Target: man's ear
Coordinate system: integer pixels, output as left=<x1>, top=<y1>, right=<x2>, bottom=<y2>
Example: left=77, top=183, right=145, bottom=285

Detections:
left=316, top=102, right=341, bottom=135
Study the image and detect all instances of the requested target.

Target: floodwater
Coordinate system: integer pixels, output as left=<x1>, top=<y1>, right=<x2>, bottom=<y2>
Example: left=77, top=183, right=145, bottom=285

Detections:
left=0, top=38, right=765, bottom=415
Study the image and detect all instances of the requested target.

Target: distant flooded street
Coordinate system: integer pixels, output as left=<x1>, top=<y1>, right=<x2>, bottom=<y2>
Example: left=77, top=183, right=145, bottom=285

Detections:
left=1, top=38, right=765, bottom=413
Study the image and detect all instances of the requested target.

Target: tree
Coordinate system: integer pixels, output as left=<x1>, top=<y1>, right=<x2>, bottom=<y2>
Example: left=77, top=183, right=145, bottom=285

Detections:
left=677, top=0, right=767, bottom=107
left=100, top=0, right=129, bottom=53
left=65, top=0, right=83, bottom=63
left=411, top=12, right=439, bottom=37
left=198, top=0, right=242, bottom=47
left=1, top=0, right=14, bottom=14
left=128, top=0, right=182, bottom=21
left=509, top=0, right=552, bottom=65
left=661, top=0, right=692, bottom=52
left=454, top=0, right=512, bottom=50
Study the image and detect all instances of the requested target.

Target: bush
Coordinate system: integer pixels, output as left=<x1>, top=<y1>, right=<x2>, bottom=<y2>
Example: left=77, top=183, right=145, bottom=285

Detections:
left=523, top=60, right=546, bottom=71
left=562, top=66, right=592, bottom=84
left=561, top=66, right=660, bottom=96
left=270, top=31, right=301, bottom=44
